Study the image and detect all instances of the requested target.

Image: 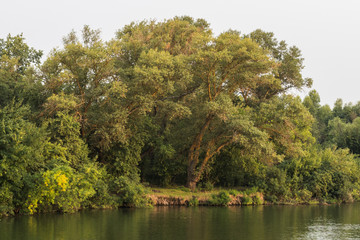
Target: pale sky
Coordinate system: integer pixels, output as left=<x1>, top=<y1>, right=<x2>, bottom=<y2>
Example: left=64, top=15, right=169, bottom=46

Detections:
left=1, top=0, right=359, bottom=106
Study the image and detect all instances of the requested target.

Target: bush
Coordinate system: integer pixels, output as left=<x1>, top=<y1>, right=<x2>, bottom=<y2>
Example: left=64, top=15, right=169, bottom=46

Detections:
left=187, top=196, right=199, bottom=206
left=297, top=189, right=312, bottom=203
left=244, top=187, right=258, bottom=195
left=209, top=191, right=231, bottom=206
left=24, top=161, right=118, bottom=214
left=351, top=189, right=360, bottom=201
left=0, top=184, right=14, bottom=216
left=229, top=189, right=240, bottom=196
left=253, top=194, right=264, bottom=205
left=264, top=167, right=290, bottom=200
left=26, top=165, right=96, bottom=214
left=264, top=195, right=278, bottom=204
left=199, top=182, right=214, bottom=191
left=113, top=176, right=151, bottom=207
left=241, top=196, right=253, bottom=205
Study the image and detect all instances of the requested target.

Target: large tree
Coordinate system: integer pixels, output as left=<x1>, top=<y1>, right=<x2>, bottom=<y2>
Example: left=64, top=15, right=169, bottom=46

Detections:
left=41, top=26, right=128, bottom=152
left=0, top=34, right=43, bottom=109
left=115, top=17, right=312, bottom=190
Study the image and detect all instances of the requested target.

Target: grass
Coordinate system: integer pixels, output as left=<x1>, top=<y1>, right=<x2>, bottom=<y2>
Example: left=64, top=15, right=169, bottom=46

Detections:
left=149, top=186, right=225, bottom=200
left=147, top=186, right=347, bottom=206
left=147, top=186, right=262, bottom=205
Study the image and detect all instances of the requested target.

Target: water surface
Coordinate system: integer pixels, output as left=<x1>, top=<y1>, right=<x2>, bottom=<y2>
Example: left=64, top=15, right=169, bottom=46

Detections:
left=2, top=203, right=360, bottom=240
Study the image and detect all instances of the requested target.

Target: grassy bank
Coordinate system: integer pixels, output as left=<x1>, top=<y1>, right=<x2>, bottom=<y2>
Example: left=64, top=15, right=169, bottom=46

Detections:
left=147, top=187, right=265, bottom=206
left=146, top=187, right=345, bottom=206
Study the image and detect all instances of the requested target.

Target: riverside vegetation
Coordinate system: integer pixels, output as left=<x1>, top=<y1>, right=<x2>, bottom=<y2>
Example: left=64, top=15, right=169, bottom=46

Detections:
left=1, top=16, right=360, bottom=216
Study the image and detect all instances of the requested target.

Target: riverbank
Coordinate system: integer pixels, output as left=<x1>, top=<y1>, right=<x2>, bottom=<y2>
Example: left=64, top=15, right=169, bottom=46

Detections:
left=148, top=187, right=264, bottom=206
left=146, top=187, right=337, bottom=206
left=0, top=185, right=345, bottom=218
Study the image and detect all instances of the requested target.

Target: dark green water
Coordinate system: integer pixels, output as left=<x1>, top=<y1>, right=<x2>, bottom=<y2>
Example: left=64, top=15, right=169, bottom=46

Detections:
left=2, top=204, right=360, bottom=240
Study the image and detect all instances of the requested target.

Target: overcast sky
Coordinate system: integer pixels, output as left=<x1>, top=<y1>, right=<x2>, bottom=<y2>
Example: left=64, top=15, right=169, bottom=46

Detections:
left=1, top=0, right=359, bottom=106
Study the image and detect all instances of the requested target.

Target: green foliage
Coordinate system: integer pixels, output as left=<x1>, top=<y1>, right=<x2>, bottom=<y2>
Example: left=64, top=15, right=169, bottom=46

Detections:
left=3, top=17, right=360, bottom=216
left=328, top=117, right=360, bottom=154
left=263, top=167, right=291, bottom=201
left=0, top=102, right=50, bottom=215
left=296, top=189, right=312, bottom=203
left=112, top=176, right=150, bottom=207
left=0, top=34, right=44, bottom=110
left=26, top=166, right=91, bottom=213
left=187, top=196, right=199, bottom=206
left=262, top=147, right=360, bottom=203
left=255, top=95, right=315, bottom=159
left=0, top=183, right=14, bottom=216
left=25, top=162, right=114, bottom=214
left=41, top=25, right=128, bottom=152
left=244, top=187, right=259, bottom=196
left=228, top=189, right=240, bottom=196
left=209, top=191, right=231, bottom=206
left=0, top=34, right=42, bottom=72
left=252, top=194, right=264, bottom=205
left=264, top=195, right=278, bottom=204
left=210, top=146, right=267, bottom=188
left=241, top=196, right=253, bottom=205
left=177, top=186, right=191, bottom=192
left=199, top=182, right=214, bottom=191
left=45, top=111, right=91, bottom=168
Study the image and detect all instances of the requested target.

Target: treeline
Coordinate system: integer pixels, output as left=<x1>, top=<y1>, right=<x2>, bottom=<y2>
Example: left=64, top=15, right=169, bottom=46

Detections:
left=1, top=17, right=360, bottom=216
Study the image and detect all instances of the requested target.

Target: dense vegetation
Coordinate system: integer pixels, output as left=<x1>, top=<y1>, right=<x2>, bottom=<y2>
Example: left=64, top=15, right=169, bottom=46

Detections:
left=1, top=17, right=360, bottom=216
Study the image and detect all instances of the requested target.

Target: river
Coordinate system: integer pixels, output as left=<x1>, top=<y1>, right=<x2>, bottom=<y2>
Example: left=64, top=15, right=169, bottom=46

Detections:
left=1, top=203, right=360, bottom=240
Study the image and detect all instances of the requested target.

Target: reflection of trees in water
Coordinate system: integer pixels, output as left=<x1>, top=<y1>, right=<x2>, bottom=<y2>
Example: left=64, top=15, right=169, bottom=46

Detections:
left=2, top=204, right=360, bottom=240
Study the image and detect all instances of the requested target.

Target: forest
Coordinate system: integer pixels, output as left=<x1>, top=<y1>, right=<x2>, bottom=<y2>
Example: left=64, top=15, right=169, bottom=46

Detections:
left=1, top=16, right=360, bottom=216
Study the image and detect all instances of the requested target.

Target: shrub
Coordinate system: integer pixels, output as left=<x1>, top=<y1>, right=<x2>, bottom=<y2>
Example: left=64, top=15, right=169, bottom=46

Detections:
left=199, top=182, right=214, bottom=191
left=264, top=167, right=290, bottom=200
left=351, top=189, right=360, bottom=201
left=0, top=184, right=14, bottom=216
left=209, top=191, right=231, bottom=206
left=113, top=176, right=151, bottom=207
left=187, top=196, right=199, bottom=206
left=229, top=189, right=240, bottom=196
left=241, top=196, right=253, bottom=205
left=264, top=195, right=278, bottom=204
left=26, top=165, right=96, bottom=214
left=297, top=189, right=312, bottom=203
left=244, top=187, right=258, bottom=195
left=253, top=194, right=264, bottom=205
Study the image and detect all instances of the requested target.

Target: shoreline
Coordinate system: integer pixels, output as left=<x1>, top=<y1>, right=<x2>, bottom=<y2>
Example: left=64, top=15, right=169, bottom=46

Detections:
left=0, top=187, right=349, bottom=218
left=147, top=187, right=341, bottom=207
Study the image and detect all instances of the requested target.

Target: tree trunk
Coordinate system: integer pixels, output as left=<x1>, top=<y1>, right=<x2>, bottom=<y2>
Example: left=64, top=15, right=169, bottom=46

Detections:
left=186, top=161, right=199, bottom=191
left=186, top=115, right=213, bottom=191
left=186, top=177, right=197, bottom=192
left=186, top=134, right=233, bottom=191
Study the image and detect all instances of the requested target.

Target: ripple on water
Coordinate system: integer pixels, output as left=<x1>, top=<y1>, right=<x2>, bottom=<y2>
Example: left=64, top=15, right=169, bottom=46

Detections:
left=295, top=218, right=360, bottom=240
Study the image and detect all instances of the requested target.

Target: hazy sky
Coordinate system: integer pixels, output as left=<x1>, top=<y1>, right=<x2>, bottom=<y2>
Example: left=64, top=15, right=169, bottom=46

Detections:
left=1, top=0, right=359, bottom=106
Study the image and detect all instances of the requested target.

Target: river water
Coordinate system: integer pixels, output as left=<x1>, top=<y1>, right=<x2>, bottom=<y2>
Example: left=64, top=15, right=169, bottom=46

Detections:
left=1, top=203, right=360, bottom=240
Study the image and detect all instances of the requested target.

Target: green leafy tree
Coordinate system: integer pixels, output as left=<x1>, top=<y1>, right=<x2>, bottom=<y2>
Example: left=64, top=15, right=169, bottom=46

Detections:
left=41, top=26, right=128, bottom=149
left=328, top=117, right=360, bottom=154
left=115, top=18, right=313, bottom=190
left=0, top=34, right=44, bottom=109
left=0, top=102, right=51, bottom=215
left=303, top=90, right=333, bottom=144
left=41, top=26, right=148, bottom=199
left=255, top=95, right=315, bottom=160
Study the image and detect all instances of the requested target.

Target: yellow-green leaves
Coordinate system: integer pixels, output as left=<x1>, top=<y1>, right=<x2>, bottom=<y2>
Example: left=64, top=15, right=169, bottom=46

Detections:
left=26, top=166, right=97, bottom=214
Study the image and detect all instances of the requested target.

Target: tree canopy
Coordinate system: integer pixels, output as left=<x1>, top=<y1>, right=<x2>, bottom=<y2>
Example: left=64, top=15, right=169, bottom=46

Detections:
left=1, top=17, right=360, bottom=216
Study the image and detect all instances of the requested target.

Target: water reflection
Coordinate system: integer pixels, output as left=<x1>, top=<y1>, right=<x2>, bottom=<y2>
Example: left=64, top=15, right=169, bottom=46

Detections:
left=1, top=204, right=360, bottom=240
left=295, top=219, right=360, bottom=240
